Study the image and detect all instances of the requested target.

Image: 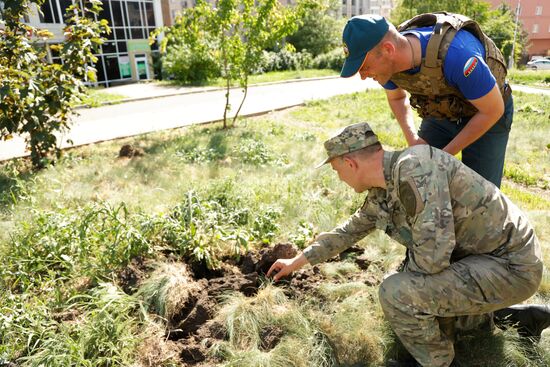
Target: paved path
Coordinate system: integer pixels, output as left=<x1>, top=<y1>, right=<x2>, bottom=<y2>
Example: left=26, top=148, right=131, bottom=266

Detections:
left=0, top=77, right=548, bottom=161
left=0, top=76, right=377, bottom=161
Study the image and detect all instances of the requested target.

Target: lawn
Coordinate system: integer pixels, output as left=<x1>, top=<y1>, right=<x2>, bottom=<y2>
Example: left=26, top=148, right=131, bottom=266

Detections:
left=0, top=89, right=548, bottom=366
left=508, top=69, right=550, bottom=89
left=79, top=87, right=128, bottom=107
left=158, top=69, right=339, bottom=89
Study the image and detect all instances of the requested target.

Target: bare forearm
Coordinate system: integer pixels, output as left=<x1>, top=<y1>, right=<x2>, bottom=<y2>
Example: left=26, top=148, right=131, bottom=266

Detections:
left=444, top=84, right=505, bottom=155
left=386, top=92, right=421, bottom=146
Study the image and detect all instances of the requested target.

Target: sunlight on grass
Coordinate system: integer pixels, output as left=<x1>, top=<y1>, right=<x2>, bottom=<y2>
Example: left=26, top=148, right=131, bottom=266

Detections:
left=508, top=69, right=550, bottom=88
left=212, top=285, right=335, bottom=366
left=315, top=288, right=385, bottom=365
left=80, top=87, right=127, bottom=107
left=501, top=183, right=550, bottom=210
left=0, top=87, right=548, bottom=367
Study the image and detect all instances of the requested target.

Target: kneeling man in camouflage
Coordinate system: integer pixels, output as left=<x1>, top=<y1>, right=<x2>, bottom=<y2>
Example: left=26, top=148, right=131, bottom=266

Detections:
left=268, top=122, right=549, bottom=367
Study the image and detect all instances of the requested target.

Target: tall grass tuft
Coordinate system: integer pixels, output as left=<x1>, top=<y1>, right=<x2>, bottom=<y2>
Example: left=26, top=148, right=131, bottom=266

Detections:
left=16, top=283, right=145, bottom=366
left=136, top=262, right=200, bottom=321
left=212, top=285, right=336, bottom=366
left=316, top=288, right=385, bottom=366
left=0, top=202, right=153, bottom=294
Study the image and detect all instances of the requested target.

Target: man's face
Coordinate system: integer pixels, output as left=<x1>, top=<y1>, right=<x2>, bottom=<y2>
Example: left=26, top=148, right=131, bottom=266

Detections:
left=358, top=45, right=394, bottom=84
left=330, top=157, right=364, bottom=193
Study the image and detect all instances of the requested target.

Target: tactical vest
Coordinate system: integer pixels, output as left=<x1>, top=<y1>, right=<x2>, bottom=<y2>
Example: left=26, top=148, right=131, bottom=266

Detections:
left=391, top=12, right=510, bottom=120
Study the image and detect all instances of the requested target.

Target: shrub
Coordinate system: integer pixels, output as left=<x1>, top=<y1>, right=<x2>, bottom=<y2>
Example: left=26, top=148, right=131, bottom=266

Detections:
left=162, top=43, right=220, bottom=84
left=257, top=49, right=313, bottom=73
left=159, top=191, right=281, bottom=268
left=312, top=48, right=345, bottom=71
left=286, top=0, right=343, bottom=57
left=0, top=0, right=109, bottom=168
left=233, top=139, right=288, bottom=166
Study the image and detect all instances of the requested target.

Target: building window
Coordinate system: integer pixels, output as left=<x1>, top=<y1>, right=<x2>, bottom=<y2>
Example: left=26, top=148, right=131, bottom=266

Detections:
left=39, top=0, right=75, bottom=24
left=532, top=23, right=539, bottom=33
left=40, top=0, right=61, bottom=23
left=535, top=6, right=542, bottom=16
left=127, top=2, right=142, bottom=27
left=145, top=2, right=155, bottom=26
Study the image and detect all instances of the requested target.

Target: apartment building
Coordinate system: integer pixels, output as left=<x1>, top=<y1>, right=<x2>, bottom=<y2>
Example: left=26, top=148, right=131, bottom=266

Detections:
left=23, top=0, right=165, bottom=86
left=341, top=0, right=394, bottom=19
left=486, top=0, right=550, bottom=58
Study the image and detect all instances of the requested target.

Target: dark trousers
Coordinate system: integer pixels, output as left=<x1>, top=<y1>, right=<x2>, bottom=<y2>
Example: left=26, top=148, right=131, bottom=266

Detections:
left=418, top=96, right=514, bottom=188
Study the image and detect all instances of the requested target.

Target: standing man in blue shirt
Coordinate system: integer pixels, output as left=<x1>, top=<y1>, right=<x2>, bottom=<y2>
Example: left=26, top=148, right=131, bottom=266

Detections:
left=341, top=12, right=513, bottom=187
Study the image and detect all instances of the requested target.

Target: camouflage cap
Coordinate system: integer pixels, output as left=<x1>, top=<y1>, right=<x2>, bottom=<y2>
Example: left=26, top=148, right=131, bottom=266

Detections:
left=316, top=122, right=379, bottom=168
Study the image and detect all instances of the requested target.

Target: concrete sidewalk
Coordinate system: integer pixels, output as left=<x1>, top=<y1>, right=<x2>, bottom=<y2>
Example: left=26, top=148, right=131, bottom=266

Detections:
left=1, top=76, right=548, bottom=162
left=85, top=75, right=345, bottom=105
left=0, top=75, right=378, bottom=161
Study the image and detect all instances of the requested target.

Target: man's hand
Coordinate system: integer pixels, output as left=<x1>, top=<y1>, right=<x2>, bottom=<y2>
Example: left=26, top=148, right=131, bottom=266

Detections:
left=267, top=253, right=308, bottom=282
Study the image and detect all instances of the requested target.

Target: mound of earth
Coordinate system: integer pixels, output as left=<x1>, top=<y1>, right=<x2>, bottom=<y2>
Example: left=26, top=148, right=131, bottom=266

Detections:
left=126, top=243, right=379, bottom=366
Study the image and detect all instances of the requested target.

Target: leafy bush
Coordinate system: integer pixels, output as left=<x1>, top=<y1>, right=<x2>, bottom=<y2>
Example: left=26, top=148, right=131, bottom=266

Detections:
left=233, top=139, right=288, bottom=166
left=257, top=49, right=314, bottom=73
left=286, top=0, right=343, bottom=57
left=289, top=220, right=315, bottom=248
left=251, top=207, right=281, bottom=244
left=312, top=48, right=345, bottom=71
left=159, top=191, right=281, bottom=268
left=0, top=0, right=109, bottom=168
left=162, top=42, right=220, bottom=84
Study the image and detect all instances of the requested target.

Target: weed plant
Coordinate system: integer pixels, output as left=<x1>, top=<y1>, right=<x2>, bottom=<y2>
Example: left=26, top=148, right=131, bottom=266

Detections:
left=1, top=283, right=145, bottom=366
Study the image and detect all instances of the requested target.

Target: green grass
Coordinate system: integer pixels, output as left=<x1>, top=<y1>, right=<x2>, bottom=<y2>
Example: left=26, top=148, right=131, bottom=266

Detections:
left=161, top=69, right=338, bottom=88
left=79, top=87, right=127, bottom=107
left=505, top=91, right=550, bottom=188
left=508, top=69, right=550, bottom=88
left=0, top=88, right=548, bottom=366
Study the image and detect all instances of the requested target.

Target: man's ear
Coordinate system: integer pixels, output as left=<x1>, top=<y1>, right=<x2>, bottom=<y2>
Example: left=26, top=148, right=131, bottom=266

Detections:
left=380, top=40, right=395, bottom=56
left=343, top=156, right=358, bottom=170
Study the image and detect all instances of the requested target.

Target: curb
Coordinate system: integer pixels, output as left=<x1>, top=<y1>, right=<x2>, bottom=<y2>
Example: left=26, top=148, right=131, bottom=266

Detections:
left=77, top=75, right=340, bottom=109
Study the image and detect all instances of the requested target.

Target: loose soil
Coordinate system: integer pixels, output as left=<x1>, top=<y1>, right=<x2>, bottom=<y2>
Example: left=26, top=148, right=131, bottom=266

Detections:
left=122, top=243, right=381, bottom=367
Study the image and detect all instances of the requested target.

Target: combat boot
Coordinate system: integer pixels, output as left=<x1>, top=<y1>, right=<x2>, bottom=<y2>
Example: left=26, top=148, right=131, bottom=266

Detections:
left=494, top=304, right=550, bottom=340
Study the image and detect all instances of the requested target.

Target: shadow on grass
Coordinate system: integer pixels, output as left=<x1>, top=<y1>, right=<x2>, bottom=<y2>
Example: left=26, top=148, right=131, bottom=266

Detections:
left=144, top=125, right=231, bottom=159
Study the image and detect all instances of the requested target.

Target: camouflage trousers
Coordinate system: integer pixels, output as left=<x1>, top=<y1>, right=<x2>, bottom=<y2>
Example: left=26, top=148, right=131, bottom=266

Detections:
left=378, top=253, right=543, bottom=367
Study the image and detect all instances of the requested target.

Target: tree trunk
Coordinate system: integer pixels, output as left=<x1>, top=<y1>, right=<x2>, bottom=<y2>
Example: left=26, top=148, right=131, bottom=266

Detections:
left=232, top=75, right=248, bottom=127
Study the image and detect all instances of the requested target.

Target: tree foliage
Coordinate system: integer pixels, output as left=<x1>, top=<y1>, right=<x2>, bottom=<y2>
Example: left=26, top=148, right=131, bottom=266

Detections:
left=154, top=2, right=220, bottom=84
left=482, top=3, right=528, bottom=66
left=390, top=0, right=527, bottom=66
left=286, top=0, right=344, bottom=57
left=0, top=0, right=109, bottom=168
left=390, top=0, right=492, bottom=25
left=157, top=0, right=305, bottom=128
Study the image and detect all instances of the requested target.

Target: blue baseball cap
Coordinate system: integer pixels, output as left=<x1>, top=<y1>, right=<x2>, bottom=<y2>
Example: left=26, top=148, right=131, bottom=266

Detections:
left=341, top=14, right=390, bottom=78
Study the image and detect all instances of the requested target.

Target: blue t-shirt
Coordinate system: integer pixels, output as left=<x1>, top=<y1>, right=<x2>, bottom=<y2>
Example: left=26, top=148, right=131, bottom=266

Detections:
left=383, top=27, right=496, bottom=100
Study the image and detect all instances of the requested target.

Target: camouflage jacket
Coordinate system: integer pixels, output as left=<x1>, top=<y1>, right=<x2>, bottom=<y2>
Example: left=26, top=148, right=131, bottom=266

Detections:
left=303, top=145, right=541, bottom=275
